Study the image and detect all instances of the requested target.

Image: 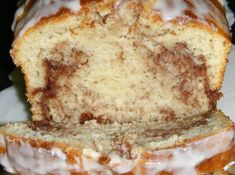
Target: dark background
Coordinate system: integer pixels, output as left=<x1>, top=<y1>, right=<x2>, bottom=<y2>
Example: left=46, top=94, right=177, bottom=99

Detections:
left=0, top=0, right=235, bottom=92
left=0, top=1, right=17, bottom=91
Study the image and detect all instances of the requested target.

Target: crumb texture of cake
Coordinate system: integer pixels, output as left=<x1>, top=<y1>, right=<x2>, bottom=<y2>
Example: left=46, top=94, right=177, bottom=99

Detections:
left=0, top=110, right=234, bottom=175
left=11, top=0, right=232, bottom=123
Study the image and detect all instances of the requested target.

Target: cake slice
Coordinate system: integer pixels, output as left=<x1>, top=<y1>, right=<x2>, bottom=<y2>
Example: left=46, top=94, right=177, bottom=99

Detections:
left=11, top=0, right=232, bottom=123
left=0, top=110, right=234, bottom=175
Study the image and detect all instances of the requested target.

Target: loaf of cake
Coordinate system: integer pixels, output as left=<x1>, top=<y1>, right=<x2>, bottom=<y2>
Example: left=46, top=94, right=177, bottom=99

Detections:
left=3, top=0, right=234, bottom=174
left=11, top=0, right=232, bottom=123
left=0, top=110, right=234, bottom=175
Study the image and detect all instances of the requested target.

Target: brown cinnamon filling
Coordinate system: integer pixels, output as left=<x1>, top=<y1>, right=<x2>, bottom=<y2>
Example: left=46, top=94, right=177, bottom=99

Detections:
left=31, top=119, right=51, bottom=129
left=32, top=42, right=89, bottom=122
left=144, top=42, right=221, bottom=108
left=79, top=112, right=111, bottom=124
left=33, top=59, right=77, bottom=121
left=159, top=109, right=176, bottom=122
left=143, top=116, right=208, bottom=138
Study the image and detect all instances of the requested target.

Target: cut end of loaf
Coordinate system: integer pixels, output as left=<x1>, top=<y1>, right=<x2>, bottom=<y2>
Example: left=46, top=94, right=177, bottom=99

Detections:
left=11, top=0, right=231, bottom=123
left=31, top=40, right=220, bottom=123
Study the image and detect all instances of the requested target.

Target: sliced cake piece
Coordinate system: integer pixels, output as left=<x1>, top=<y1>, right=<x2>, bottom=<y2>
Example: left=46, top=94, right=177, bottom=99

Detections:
left=0, top=110, right=234, bottom=175
left=11, top=0, right=232, bottom=123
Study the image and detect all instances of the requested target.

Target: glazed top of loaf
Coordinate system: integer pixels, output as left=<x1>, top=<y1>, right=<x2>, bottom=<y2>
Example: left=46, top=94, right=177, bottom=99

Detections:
left=12, top=0, right=230, bottom=38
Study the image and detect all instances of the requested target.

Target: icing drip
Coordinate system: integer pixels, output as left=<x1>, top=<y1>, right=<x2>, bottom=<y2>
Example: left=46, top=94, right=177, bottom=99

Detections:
left=152, top=0, right=228, bottom=35
left=153, top=0, right=214, bottom=21
left=11, top=0, right=31, bottom=31
left=13, top=0, right=80, bottom=36
left=153, top=0, right=188, bottom=21
left=7, top=144, right=72, bottom=175
left=0, top=137, right=15, bottom=174
left=193, top=0, right=211, bottom=19
left=108, top=153, right=135, bottom=174
left=0, top=140, right=81, bottom=175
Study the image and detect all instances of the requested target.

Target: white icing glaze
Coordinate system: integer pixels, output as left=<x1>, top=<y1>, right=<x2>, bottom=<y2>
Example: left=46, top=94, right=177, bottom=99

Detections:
left=153, top=0, right=229, bottom=35
left=7, top=144, right=72, bottom=175
left=153, top=0, right=215, bottom=21
left=82, top=155, right=106, bottom=172
left=81, top=148, right=135, bottom=174
left=153, top=0, right=188, bottom=21
left=0, top=153, right=16, bottom=174
left=11, top=0, right=31, bottom=31
left=0, top=137, right=15, bottom=174
left=108, top=152, right=135, bottom=174
left=51, top=148, right=67, bottom=160
left=0, top=130, right=233, bottom=175
left=13, top=0, right=81, bottom=36
left=144, top=130, right=234, bottom=175
left=0, top=137, right=81, bottom=175
left=193, top=0, right=211, bottom=20
left=13, top=0, right=228, bottom=37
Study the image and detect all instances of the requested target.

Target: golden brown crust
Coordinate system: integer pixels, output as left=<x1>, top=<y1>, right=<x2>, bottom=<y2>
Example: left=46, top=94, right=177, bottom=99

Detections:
left=150, top=9, right=231, bottom=42
left=0, top=146, right=6, bottom=154
left=216, top=42, right=232, bottom=89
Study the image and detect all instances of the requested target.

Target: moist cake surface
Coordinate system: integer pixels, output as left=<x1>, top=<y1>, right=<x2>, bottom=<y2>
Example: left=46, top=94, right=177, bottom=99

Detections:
left=11, top=0, right=232, bottom=123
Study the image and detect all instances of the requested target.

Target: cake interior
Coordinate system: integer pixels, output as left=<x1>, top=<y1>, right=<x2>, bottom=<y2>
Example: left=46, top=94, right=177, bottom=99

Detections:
left=15, top=1, right=227, bottom=123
